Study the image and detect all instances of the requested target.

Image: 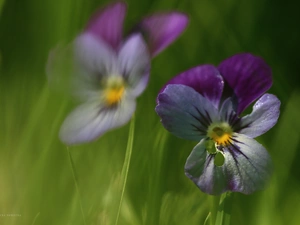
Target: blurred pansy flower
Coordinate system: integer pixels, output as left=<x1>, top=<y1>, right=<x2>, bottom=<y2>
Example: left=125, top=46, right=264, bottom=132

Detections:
left=156, top=53, right=280, bottom=195
left=47, top=2, right=188, bottom=145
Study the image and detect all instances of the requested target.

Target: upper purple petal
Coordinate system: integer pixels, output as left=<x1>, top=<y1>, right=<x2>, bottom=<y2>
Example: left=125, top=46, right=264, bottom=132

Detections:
left=218, top=53, right=272, bottom=115
left=156, top=84, right=219, bottom=141
left=139, top=12, right=188, bottom=57
left=85, top=2, right=127, bottom=51
left=160, top=65, right=224, bottom=109
left=237, top=94, right=280, bottom=138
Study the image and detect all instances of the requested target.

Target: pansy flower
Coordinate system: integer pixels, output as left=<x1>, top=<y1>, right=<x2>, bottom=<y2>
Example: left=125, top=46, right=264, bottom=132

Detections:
left=48, top=2, right=188, bottom=145
left=156, top=53, right=280, bottom=195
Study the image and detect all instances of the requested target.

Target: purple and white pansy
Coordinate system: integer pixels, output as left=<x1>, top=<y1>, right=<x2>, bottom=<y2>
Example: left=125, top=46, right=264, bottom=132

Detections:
left=54, top=2, right=188, bottom=145
left=156, top=53, right=280, bottom=195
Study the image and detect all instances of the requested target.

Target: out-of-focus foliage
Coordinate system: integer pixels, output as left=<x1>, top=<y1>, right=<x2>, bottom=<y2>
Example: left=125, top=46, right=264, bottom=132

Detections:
left=0, top=0, right=299, bottom=225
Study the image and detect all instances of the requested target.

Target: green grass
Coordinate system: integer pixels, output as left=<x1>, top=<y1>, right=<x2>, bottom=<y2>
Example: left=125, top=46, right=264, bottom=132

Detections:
left=1, top=0, right=300, bottom=224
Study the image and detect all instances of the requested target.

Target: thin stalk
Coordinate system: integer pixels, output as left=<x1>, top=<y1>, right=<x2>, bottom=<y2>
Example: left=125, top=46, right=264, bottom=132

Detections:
left=215, top=192, right=233, bottom=225
left=67, top=147, right=87, bottom=225
left=204, top=212, right=211, bottom=225
left=31, top=212, right=40, bottom=225
left=115, top=115, right=135, bottom=225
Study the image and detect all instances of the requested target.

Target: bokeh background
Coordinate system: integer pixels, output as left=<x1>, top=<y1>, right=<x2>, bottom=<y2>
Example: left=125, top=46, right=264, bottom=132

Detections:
left=1, top=0, right=300, bottom=224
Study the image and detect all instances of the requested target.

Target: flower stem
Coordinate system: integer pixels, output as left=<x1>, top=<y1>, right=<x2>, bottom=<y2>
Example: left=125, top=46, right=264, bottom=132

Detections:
left=215, top=192, right=233, bottom=225
left=67, top=147, right=87, bottom=225
left=115, top=115, right=135, bottom=225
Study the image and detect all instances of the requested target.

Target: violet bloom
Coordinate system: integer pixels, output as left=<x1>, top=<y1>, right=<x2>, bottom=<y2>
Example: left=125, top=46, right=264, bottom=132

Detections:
left=156, top=53, right=280, bottom=195
left=53, top=2, right=188, bottom=145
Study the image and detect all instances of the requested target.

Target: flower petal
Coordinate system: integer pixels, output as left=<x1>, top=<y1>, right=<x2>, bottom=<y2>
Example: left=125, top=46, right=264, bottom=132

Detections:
left=156, top=84, right=219, bottom=141
left=139, top=12, right=188, bottom=57
left=185, top=133, right=272, bottom=195
left=218, top=53, right=272, bottom=115
left=59, top=94, right=136, bottom=145
left=185, top=140, right=227, bottom=194
left=74, top=33, right=118, bottom=77
left=219, top=98, right=240, bottom=128
left=85, top=2, right=126, bottom=50
left=160, top=65, right=224, bottom=108
left=118, top=34, right=151, bottom=97
left=237, top=94, right=280, bottom=138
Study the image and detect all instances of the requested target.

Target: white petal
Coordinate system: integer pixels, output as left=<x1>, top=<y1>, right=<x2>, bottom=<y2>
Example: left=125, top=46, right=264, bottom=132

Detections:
left=238, top=94, right=280, bottom=138
left=59, top=94, right=136, bottom=145
left=118, top=34, right=150, bottom=97
left=74, top=33, right=119, bottom=77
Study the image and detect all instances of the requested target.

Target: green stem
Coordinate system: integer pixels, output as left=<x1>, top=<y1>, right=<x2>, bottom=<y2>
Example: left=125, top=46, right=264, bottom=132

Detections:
left=215, top=192, right=233, bottom=225
left=204, top=212, right=211, bottom=225
left=67, top=147, right=87, bottom=225
left=115, top=115, right=135, bottom=225
left=31, top=212, right=40, bottom=225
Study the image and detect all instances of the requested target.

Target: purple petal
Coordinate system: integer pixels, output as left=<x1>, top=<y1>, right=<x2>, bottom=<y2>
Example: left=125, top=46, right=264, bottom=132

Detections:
left=139, top=12, right=188, bottom=57
left=218, top=53, right=272, bottom=114
left=74, top=33, right=118, bottom=77
left=85, top=2, right=127, bottom=51
left=156, top=84, right=219, bottom=141
left=59, top=94, right=136, bottom=145
left=185, top=133, right=272, bottom=195
left=237, top=94, right=280, bottom=138
left=118, top=34, right=151, bottom=97
left=160, top=65, right=224, bottom=108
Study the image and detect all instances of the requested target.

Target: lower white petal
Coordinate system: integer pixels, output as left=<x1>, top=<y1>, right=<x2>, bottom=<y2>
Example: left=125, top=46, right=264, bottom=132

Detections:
left=59, top=94, right=136, bottom=145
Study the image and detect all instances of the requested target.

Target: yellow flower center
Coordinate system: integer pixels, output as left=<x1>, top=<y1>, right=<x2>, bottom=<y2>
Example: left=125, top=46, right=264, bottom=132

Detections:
left=103, top=76, right=125, bottom=106
left=207, top=122, right=233, bottom=146
left=206, top=122, right=232, bottom=167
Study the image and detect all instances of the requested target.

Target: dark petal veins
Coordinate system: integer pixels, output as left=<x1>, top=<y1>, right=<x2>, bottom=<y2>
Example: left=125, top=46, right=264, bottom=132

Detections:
left=218, top=53, right=272, bottom=115
left=85, top=2, right=127, bottom=51
left=159, top=65, right=224, bottom=109
left=185, top=133, right=272, bottom=195
left=156, top=84, right=219, bottom=141
left=185, top=140, right=227, bottom=195
left=236, top=94, right=280, bottom=138
left=219, top=98, right=240, bottom=126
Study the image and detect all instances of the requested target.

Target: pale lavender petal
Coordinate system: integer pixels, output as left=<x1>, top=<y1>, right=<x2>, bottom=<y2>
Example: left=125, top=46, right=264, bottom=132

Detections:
left=156, top=84, right=219, bottom=141
left=59, top=94, right=136, bottom=145
left=218, top=53, right=272, bottom=115
left=222, top=133, right=272, bottom=194
left=160, top=65, right=224, bottom=108
left=85, top=2, right=127, bottom=50
left=139, top=12, right=188, bottom=57
left=74, top=33, right=118, bottom=77
left=237, top=94, right=280, bottom=138
left=185, top=140, right=227, bottom=195
left=185, top=133, right=272, bottom=195
left=219, top=98, right=240, bottom=128
left=118, top=34, right=150, bottom=97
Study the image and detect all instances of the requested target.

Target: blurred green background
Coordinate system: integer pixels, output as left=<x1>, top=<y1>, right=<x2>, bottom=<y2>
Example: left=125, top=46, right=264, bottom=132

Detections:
left=1, top=0, right=300, bottom=224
